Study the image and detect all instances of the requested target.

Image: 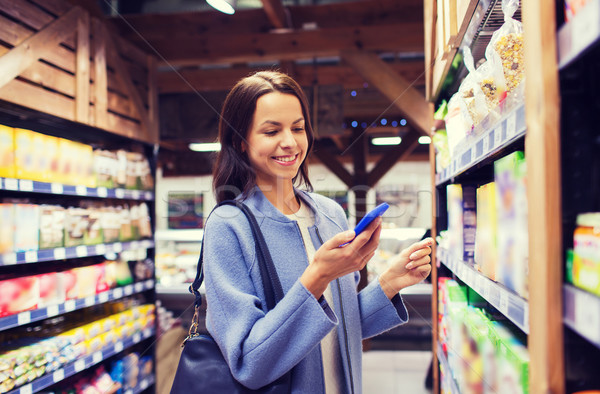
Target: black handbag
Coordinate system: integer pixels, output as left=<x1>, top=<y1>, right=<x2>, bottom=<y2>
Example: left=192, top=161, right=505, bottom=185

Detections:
left=170, top=200, right=292, bottom=394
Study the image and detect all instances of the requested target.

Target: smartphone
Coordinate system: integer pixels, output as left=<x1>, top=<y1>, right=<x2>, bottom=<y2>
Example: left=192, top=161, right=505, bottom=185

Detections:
left=340, top=202, right=389, bottom=246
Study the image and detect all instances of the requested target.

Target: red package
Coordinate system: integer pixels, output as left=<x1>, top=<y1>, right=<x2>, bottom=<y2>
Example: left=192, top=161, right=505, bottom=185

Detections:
left=0, top=277, right=39, bottom=317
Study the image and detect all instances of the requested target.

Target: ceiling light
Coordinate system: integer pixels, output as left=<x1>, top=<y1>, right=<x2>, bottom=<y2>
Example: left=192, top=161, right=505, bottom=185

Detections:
left=372, top=137, right=402, bottom=146
left=419, top=136, right=432, bottom=144
left=206, top=0, right=236, bottom=14
left=189, top=142, right=221, bottom=152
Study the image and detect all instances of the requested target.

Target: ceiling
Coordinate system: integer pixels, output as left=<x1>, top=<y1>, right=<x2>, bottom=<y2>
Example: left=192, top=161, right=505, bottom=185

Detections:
left=103, top=0, right=429, bottom=176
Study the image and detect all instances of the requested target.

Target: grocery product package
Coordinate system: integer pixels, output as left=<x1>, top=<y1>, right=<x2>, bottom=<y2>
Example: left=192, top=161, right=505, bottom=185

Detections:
left=459, top=47, right=490, bottom=128
left=475, top=182, right=498, bottom=280
left=485, top=0, right=525, bottom=99
left=572, top=213, right=600, bottom=296
left=0, top=125, right=15, bottom=178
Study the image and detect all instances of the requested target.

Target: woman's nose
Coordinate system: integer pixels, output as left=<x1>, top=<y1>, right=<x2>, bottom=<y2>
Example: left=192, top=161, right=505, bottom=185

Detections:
left=279, top=129, right=297, bottom=148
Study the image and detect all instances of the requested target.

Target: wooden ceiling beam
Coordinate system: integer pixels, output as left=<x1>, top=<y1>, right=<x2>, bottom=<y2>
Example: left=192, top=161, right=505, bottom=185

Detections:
left=341, top=49, right=430, bottom=136
left=140, top=24, right=423, bottom=67
left=261, top=0, right=289, bottom=29
left=157, top=61, right=425, bottom=93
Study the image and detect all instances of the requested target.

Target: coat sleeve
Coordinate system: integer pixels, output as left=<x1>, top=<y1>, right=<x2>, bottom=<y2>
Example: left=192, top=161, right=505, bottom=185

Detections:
left=357, top=278, right=409, bottom=339
left=203, top=207, right=338, bottom=389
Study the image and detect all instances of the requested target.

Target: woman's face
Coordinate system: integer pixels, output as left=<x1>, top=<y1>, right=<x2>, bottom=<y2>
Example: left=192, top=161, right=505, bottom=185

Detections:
left=243, top=92, right=308, bottom=191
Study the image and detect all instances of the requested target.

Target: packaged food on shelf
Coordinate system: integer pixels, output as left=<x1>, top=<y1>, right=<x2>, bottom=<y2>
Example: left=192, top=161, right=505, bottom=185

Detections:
left=37, top=272, right=66, bottom=308
left=475, top=182, right=499, bottom=280
left=0, top=125, right=15, bottom=178
left=0, top=203, right=13, bottom=254
left=572, top=212, right=600, bottom=296
left=39, top=205, right=65, bottom=249
left=494, top=151, right=529, bottom=298
left=447, top=184, right=477, bottom=263
left=564, top=0, right=592, bottom=21
left=460, top=48, right=490, bottom=128
left=485, top=0, right=525, bottom=94
left=14, top=203, right=40, bottom=252
left=0, top=277, right=39, bottom=317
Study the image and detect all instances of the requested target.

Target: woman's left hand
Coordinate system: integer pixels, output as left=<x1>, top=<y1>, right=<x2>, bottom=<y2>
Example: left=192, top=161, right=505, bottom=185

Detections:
left=379, top=238, right=433, bottom=299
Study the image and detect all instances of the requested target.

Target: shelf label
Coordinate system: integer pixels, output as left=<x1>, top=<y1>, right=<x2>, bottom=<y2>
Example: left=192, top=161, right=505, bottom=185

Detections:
left=5, top=178, right=18, bottom=190
left=19, top=179, right=33, bottom=192
left=575, top=293, right=600, bottom=343
left=74, top=359, right=86, bottom=372
left=19, top=384, right=32, bottom=394
left=85, top=296, right=95, bottom=307
left=506, top=114, right=516, bottom=139
left=113, top=243, right=123, bottom=253
left=494, top=127, right=502, bottom=147
left=18, top=311, right=31, bottom=325
left=97, top=187, right=108, bottom=198
left=483, top=135, right=490, bottom=152
left=76, top=185, right=87, bottom=196
left=145, top=279, right=154, bottom=288
left=24, top=251, right=37, bottom=263
left=141, top=379, right=149, bottom=390
left=113, top=287, right=123, bottom=299
left=124, top=285, right=133, bottom=296
left=115, top=188, right=125, bottom=199
left=93, top=351, right=103, bottom=364
left=53, top=369, right=65, bottom=383
left=54, top=248, right=66, bottom=260
left=143, top=328, right=152, bottom=338
left=132, top=190, right=141, bottom=199
left=133, top=332, right=142, bottom=343
left=98, top=292, right=109, bottom=303
left=135, top=282, right=143, bottom=292
left=64, top=300, right=76, bottom=312
left=76, top=245, right=88, bottom=257
left=47, top=304, right=59, bottom=317
left=95, top=244, right=106, bottom=255
left=145, top=192, right=153, bottom=200
left=499, top=292, right=509, bottom=315
left=115, top=341, right=124, bottom=353
left=51, top=183, right=64, bottom=194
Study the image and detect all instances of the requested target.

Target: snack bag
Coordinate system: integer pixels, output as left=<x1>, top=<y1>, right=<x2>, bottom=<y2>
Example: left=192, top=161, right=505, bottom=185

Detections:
left=476, top=58, right=508, bottom=116
left=485, top=0, right=524, bottom=94
left=459, top=47, right=489, bottom=127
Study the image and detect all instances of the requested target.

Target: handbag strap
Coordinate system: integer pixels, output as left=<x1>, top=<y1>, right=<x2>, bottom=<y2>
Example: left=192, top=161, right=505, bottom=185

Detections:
left=189, top=200, right=285, bottom=311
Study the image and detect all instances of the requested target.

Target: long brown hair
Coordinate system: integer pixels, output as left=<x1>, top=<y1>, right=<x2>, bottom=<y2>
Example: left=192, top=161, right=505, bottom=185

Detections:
left=212, top=71, right=315, bottom=203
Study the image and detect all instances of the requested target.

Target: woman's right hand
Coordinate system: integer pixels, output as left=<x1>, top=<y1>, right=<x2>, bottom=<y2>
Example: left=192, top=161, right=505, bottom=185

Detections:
left=300, top=217, right=382, bottom=298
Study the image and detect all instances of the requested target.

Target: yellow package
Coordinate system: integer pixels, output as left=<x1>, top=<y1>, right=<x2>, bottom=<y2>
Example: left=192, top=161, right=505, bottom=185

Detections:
left=83, top=320, right=103, bottom=341
left=43, top=135, right=59, bottom=183
left=14, top=128, right=36, bottom=180
left=0, top=125, right=15, bottom=178
left=85, top=336, right=103, bottom=355
left=30, top=132, right=46, bottom=182
left=73, top=266, right=97, bottom=299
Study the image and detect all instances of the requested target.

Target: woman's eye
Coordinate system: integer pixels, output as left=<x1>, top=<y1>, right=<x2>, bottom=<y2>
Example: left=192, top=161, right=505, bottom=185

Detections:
left=293, top=127, right=305, bottom=132
left=264, top=130, right=277, bottom=136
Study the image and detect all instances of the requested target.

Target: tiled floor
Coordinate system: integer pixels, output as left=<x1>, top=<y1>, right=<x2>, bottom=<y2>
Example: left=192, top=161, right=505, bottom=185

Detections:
left=362, top=350, right=433, bottom=393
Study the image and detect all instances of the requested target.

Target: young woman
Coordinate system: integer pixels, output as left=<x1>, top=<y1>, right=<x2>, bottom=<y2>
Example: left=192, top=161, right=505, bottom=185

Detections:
left=203, top=70, right=432, bottom=393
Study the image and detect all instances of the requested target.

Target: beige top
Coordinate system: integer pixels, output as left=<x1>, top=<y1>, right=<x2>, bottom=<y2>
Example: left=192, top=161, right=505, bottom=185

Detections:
left=285, top=201, right=344, bottom=393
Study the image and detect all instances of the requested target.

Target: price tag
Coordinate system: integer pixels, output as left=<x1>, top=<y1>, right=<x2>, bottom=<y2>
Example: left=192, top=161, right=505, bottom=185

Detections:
left=19, top=384, right=32, bottom=394
left=93, top=351, right=103, bottom=364
left=76, top=245, right=88, bottom=257
left=114, top=341, right=124, bottom=353
left=54, top=248, right=66, bottom=260
left=141, top=379, right=149, bottom=390
left=135, top=282, right=143, bottom=292
left=125, top=390, right=133, bottom=394
left=97, top=187, right=108, bottom=198
left=483, top=135, right=489, bottom=152
left=53, top=369, right=65, bottom=383
left=113, top=243, right=123, bottom=253
left=113, top=287, right=123, bottom=299
left=25, top=251, right=37, bottom=263
left=133, top=333, right=142, bottom=343
left=499, top=292, right=509, bottom=315
left=494, top=127, right=502, bottom=147
left=19, top=179, right=33, bottom=192
left=64, top=300, right=76, bottom=312
left=132, top=190, right=140, bottom=200
left=483, top=280, right=491, bottom=300
left=95, top=244, right=106, bottom=255
left=47, top=304, right=59, bottom=317
left=5, top=178, right=18, bottom=190
left=575, top=292, right=600, bottom=343
left=145, top=279, right=154, bottom=288
left=115, top=188, right=125, bottom=199
left=51, top=183, right=64, bottom=194
left=124, top=285, right=133, bottom=296
left=76, top=185, right=87, bottom=196
left=143, top=328, right=152, bottom=338
left=98, top=292, right=109, bottom=303
left=506, top=113, right=516, bottom=138
left=85, top=296, right=95, bottom=307
left=74, top=359, right=86, bottom=372
left=130, top=241, right=140, bottom=250
left=18, top=311, right=31, bottom=325
left=145, top=192, right=153, bottom=200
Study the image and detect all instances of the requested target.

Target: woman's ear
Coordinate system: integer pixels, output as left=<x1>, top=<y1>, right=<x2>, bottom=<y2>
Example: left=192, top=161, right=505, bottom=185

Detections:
left=241, top=141, right=247, bottom=153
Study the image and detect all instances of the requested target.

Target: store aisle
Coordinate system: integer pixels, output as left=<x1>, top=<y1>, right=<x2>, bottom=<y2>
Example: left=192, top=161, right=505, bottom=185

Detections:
left=362, top=350, right=432, bottom=393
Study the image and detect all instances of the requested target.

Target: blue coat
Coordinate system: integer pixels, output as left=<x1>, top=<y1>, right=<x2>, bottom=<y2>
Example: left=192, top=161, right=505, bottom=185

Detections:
left=203, top=187, right=408, bottom=393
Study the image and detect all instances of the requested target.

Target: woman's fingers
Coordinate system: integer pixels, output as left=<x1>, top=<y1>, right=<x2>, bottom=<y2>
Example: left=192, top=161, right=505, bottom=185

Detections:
left=405, top=255, right=431, bottom=270
left=408, top=246, right=432, bottom=261
left=405, top=238, right=434, bottom=257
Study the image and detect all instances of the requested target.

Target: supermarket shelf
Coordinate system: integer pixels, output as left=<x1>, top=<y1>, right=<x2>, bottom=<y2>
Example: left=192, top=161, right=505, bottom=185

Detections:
left=563, top=284, right=600, bottom=349
left=156, top=283, right=195, bottom=295
left=437, top=342, right=461, bottom=394
left=0, top=177, right=154, bottom=201
left=435, top=103, right=526, bottom=186
left=0, top=279, right=155, bottom=332
left=154, top=229, right=203, bottom=242
left=437, top=247, right=529, bottom=334
left=128, top=374, right=155, bottom=394
left=558, top=0, right=600, bottom=68
left=400, top=283, right=432, bottom=296
left=0, top=239, right=154, bottom=266
left=7, top=328, right=155, bottom=394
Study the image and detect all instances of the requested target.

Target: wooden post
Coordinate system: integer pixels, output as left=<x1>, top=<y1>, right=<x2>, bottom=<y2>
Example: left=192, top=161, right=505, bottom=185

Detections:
left=76, top=11, right=90, bottom=123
